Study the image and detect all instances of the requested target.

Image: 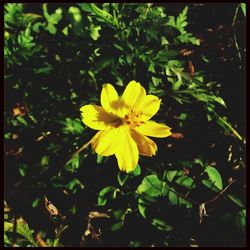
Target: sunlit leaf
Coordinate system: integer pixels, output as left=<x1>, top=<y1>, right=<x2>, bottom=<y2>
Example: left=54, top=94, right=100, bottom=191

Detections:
left=240, top=3, right=246, bottom=17
left=227, top=194, right=245, bottom=208
left=98, top=186, right=116, bottom=206
left=166, top=170, right=177, bottom=182
left=137, top=175, right=163, bottom=197
left=175, top=176, right=195, bottom=189
left=204, top=166, right=223, bottom=190
left=117, top=171, right=129, bottom=186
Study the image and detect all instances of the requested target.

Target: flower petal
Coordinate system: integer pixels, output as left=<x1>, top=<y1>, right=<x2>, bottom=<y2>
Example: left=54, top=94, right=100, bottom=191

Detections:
left=80, top=104, right=120, bottom=130
left=135, top=121, right=172, bottom=138
left=101, top=83, right=119, bottom=113
left=122, top=80, right=146, bottom=109
left=91, top=129, right=117, bottom=156
left=115, top=126, right=139, bottom=173
left=137, top=95, right=161, bottom=121
left=130, top=129, right=157, bottom=156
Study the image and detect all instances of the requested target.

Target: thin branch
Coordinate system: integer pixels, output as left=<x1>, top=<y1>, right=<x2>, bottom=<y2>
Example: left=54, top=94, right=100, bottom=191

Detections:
left=233, top=33, right=242, bottom=61
left=64, top=138, right=93, bottom=166
left=232, top=4, right=239, bottom=28
left=204, top=179, right=237, bottom=205
left=232, top=4, right=242, bottom=61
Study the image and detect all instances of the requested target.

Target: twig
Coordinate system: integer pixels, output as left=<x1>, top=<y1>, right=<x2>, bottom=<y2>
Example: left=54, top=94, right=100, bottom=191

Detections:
left=12, top=215, right=17, bottom=247
left=199, top=179, right=237, bottom=224
left=64, top=138, right=93, bottom=166
left=233, top=33, right=242, bottom=61
left=232, top=4, right=239, bottom=28
left=204, top=179, right=237, bottom=205
left=232, top=4, right=242, bottom=61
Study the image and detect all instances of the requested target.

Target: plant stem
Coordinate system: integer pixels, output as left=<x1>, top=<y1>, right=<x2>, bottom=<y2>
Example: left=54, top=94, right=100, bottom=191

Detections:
left=65, top=138, right=93, bottom=166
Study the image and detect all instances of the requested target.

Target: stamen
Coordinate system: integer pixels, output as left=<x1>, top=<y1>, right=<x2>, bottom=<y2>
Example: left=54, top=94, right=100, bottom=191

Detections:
left=123, top=110, right=142, bottom=128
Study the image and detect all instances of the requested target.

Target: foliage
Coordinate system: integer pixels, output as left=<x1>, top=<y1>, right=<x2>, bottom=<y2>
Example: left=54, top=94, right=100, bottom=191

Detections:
left=4, top=3, right=245, bottom=247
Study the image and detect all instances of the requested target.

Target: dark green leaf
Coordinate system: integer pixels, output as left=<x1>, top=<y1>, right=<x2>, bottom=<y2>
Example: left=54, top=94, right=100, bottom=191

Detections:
left=235, top=209, right=246, bottom=233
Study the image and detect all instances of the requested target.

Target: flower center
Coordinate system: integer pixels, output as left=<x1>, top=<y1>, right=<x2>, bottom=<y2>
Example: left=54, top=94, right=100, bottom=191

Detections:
left=123, top=109, right=142, bottom=128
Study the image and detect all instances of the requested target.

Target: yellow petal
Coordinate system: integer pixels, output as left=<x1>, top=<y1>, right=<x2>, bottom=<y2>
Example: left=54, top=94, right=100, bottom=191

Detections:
left=91, top=129, right=118, bottom=156
left=137, top=95, right=161, bottom=121
left=122, top=80, right=146, bottom=109
left=115, top=126, right=139, bottom=173
left=80, top=104, right=120, bottom=130
left=135, top=121, right=172, bottom=138
left=101, top=83, right=119, bottom=113
left=130, top=129, right=157, bottom=156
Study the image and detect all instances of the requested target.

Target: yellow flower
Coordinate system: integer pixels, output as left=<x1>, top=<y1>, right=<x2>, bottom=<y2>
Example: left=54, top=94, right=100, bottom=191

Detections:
left=80, top=80, right=172, bottom=173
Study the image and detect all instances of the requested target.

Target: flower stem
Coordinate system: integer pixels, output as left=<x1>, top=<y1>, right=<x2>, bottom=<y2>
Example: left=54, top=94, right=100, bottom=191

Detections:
left=65, top=138, right=93, bottom=166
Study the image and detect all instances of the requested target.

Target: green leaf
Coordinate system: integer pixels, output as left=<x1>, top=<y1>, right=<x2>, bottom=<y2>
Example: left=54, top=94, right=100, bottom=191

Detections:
left=64, top=154, right=80, bottom=173
left=111, top=221, right=123, bottom=231
left=179, top=113, right=187, bottom=120
left=67, top=178, right=84, bottom=193
left=69, top=6, right=81, bottom=22
left=240, top=3, right=246, bottom=17
left=130, top=164, right=141, bottom=176
left=4, top=233, right=12, bottom=246
left=16, top=116, right=28, bottom=126
left=204, top=166, right=223, bottom=190
left=16, top=218, right=37, bottom=246
left=5, top=218, right=37, bottom=246
left=129, top=240, right=141, bottom=247
left=175, top=176, right=195, bottom=189
left=168, top=187, right=192, bottom=208
left=138, top=197, right=147, bottom=218
left=79, top=3, right=115, bottom=26
left=217, top=116, right=243, bottom=141
left=113, top=209, right=124, bottom=219
left=235, top=209, right=246, bottom=232
left=155, top=49, right=179, bottom=62
left=137, top=175, right=163, bottom=197
left=77, top=3, right=92, bottom=13
left=90, top=25, right=101, bottom=40
left=227, top=194, right=245, bottom=208
left=96, top=58, right=113, bottom=73
left=32, top=198, right=40, bottom=208
left=50, top=175, right=65, bottom=188
left=202, top=179, right=221, bottom=192
left=98, top=186, right=116, bottom=206
left=4, top=132, right=11, bottom=139
left=62, top=25, right=69, bottom=36
left=33, top=63, right=53, bottom=75
left=212, top=96, right=227, bottom=107
left=43, top=4, right=62, bottom=34
left=117, top=171, right=129, bottom=186
left=19, top=164, right=27, bottom=177
left=152, top=77, right=162, bottom=87
left=4, top=221, right=13, bottom=232
left=166, top=170, right=177, bottom=182
left=96, top=154, right=103, bottom=164
left=32, top=22, right=45, bottom=33
left=151, top=218, right=173, bottom=232
left=41, top=155, right=49, bottom=167
left=111, top=208, right=131, bottom=231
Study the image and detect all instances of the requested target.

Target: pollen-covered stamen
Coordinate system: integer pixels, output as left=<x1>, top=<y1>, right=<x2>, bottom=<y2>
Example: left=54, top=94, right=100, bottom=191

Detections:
left=124, top=109, right=143, bottom=127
